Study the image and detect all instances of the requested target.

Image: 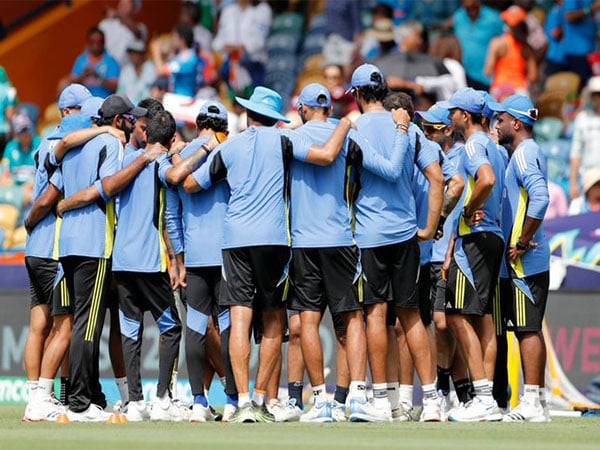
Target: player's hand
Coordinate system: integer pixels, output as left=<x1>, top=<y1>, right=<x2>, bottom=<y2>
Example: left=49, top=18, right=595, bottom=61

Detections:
left=56, top=200, right=67, bottom=218
left=178, top=265, right=187, bottom=289
left=168, top=261, right=179, bottom=290
left=435, top=228, right=444, bottom=240
left=144, top=146, right=164, bottom=163
left=339, top=117, right=354, bottom=130
left=391, top=107, right=411, bottom=128
left=508, top=241, right=537, bottom=262
left=106, top=126, right=127, bottom=145
left=417, top=227, right=435, bottom=242
left=441, top=256, right=451, bottom=282
left=463, top=209, right=485, bottom=227
left=204, top=134, right=220, bottom=152
left=169, top=140, right=187, bottom=156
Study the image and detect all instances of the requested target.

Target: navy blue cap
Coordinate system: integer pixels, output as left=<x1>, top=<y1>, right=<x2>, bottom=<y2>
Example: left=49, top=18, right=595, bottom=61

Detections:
left=198, top=101, right=228, bottom=121
left=58, top=84, right=92, bottom=109
left=298, top=83, right=331, bottom=108
left=438, top=87, right=485, bottom=114
left=487, top=94, right=538, bottom=126
left=416, top=103, right=451, bottom=126
left=348, top=64, right=385, bottom=92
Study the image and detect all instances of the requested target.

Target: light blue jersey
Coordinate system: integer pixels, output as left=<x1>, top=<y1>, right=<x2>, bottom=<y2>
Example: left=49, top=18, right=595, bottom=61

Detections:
left=159, top=136, right=230, bottom=267
left=501, top=139, right=550, bottom=278
left=354, top=115, right=437, bottom=249
left=291, top=120, right=409, bottom=248
left=432, top=143, right=466, bottom=264
left=25, top=137, right=63, bottom=260
left=193, top=126, right=311, bottom=249
left=457, top=131, right=506, bottom=238
left=57, top=134, right=120, bottom=258
left=113, top=149, right=175, bottom=272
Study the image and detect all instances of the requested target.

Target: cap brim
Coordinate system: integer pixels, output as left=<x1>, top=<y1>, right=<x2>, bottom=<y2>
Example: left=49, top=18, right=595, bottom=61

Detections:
left=236, top=97, right=290, bottom=123
left=416, top=111, right=449, bottom=125
left=486, top=100, right=506, bottom=112
left=130, top=106, right=148, bottom=117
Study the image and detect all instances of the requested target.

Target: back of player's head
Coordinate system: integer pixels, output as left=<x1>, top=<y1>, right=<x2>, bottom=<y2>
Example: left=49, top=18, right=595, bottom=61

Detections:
left=175, top=24, right=194, bottom=49
left=350, top=64, right=388, bottom=104
left=196, top=101, right=228, bottom=132
left=146, top=110, right=176, bottom=147
left=383, top=91, right=415, bottom=119
left=138, top=98, right=164, bottom=120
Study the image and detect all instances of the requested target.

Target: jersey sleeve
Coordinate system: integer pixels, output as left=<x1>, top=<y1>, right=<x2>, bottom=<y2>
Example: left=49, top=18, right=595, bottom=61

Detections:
left=165, top=186, right=184, bottom=255
left=157, top=153, right=172, bottom=186
left=349, top=129, right=409, bottom=182
left=192, top=148, right=227, bottom=190
left=93, top=137, right=122, bottom=202
left=416, top=137, right=440, bottom=173
left=280, top=128, right=311, bottom=162
left=463, top=138, right=490, bottom=178
left=518, top=147, right=550, bottom=220
left=49, top=167, right=63, bottom=192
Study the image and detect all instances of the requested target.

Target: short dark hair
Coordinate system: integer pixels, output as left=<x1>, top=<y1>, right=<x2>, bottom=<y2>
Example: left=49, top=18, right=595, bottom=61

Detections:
left=372, top=3, right=393, bottom=18
left=146, top=111, right=177, bottom=146
left=383, top=91, right=415, bottom=119
left=196, top=114, right=228, bottom=133
left=87, top=26, right=104, bottom=40
left=138, top=98, right=164, bottom=120
left=182, top=1, right=200, bottom=23
left=355, top=82, right=389, bottom=104
left=247, top=108, right=278, bottom=127
left=466, top=111, right=483, bottom=125
left=175, top=24, right=195, bottom=49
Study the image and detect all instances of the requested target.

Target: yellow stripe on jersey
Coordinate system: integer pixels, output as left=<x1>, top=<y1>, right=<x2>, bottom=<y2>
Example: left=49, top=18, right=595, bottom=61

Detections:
left=52, top=216, right=62, bottom=261
left=493, top=282, right=502, bottom=336
left=158, top=187, right=168, bottom=272
left=458, top=176, right=476, bottom=237
left=282, top=278, right=289, bottom=302
left=358, top=274, right=364, bottom=303
left=456, top=270, right=465, bottom=309
left=85, top=259, right=106, bottom=342
left=103, top=200, right=116, bottom=259
left=509, top=187, right=528, bottom=279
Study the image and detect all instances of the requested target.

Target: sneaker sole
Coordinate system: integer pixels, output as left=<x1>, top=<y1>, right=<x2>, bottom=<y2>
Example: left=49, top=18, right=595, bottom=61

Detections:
left=300, top=417, right=333, bottom=423
left=349, top=414, right=391, bottom=423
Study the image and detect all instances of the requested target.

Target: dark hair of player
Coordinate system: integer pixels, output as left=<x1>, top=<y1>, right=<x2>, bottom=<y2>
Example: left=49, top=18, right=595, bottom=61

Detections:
left=146, top=111, right=177, bottom=146
left=383, top=91, right=415, bottom=119
left=175, top=24, right=195, bottom=49
left=247, top=108, right=279, bottom=127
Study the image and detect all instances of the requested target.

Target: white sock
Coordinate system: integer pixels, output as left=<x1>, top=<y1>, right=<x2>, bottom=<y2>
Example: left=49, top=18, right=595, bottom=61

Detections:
left=348, top=380, right=367, bottom=401
left=421, top=383, right=439, bottom=401
left=26, top=380, right=38, bottom=403
left=399, top=384, right=413, bottom=407
left=524, top=384, right=540, bottom=404
left=372, top=383, right=389, bottom=408
left=387, top=382, right=400, bottom=409
left=252, top=389, right=266, bottom=406
left=473, top=379, right=493, bottom=398
left=116, top=377, right=129, bottom=403
left=312, top=384, right=327, bottom=404
left=37, top=378, right=54, bottom=402
left=157, top=391, right=170, bottom=405
left=539, top=387, right=547, bottom=407
left=238, top=393, right=250, bottom=407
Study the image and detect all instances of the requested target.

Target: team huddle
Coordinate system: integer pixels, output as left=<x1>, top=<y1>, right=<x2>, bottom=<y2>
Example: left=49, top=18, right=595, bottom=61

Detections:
left=21, top=62, right=551, bottom=425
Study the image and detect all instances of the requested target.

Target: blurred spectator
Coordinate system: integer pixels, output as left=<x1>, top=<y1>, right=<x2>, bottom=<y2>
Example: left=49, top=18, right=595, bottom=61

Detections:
left=213, top=0, right=272, bottom=87
left=2, top=114, right=39, bottom=186
left=562, top=0, right=600, bottom=83
left=545, top=0, right=566, bottom=76
left=450, top=0, right=503, bottom=90
left=323, top=0, right=363, bottom=66
left=361, top=3, right=398, bottom=61
left=377, top=0, right=413, bottom=25
left=570, top=76, right=600, bottom=199
left=180, top=0, right=213, bottom=52
left=546, top=180, right=569, bottom=219
left=0, top=67, right=17, bottom=158
left=71, top=27, right=120, bottom=98
left=323, top=64, right=358, bottom=119
left=152, top=25, right=202, bottom=98
left=99, top=0, right=148, bottom=67
left=485, top=6, right=537, bottom=98
left=516, top=0, right=549, bottom=62
left=117, top=40, right=157, bottom=105
left=569, top=167, right=600, bottom=214
left=149, top=77, right=169, bottom=103
left=412, top=0, right=460, bottom=28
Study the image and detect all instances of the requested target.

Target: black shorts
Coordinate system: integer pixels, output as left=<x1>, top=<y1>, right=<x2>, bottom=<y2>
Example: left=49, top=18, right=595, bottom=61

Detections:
left=417, top=263, right=433, bottom=326
left=26, top=257, right=72, bottom=316
left=500, top=272, right=549, bottom=333
left=361, top=235, right=420, bottom=309
left=446, top=232, right=503, bottom=316
left=289, top=246, right=361, bottom=314
left=221, top=246, right=290, bottom=311
left=430, top=263, right=446, bottom=313
left=187, top=266, right=223, bottom=319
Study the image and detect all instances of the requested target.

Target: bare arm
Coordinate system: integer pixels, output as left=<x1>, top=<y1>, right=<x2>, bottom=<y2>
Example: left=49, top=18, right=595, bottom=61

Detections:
left=569, top=157, right=581, bottom=199
left=165, top=137, right=218, bottom=185
left=442, top=173, right=465, bottom=218
left=57, top=185, right=101, bottom=217
left=304, top=118, right=352, bottom=166
left=464, top=164, right=495, bottom=216
left=419, top=162, right=444, bottom=241
left=527, top=52, right=538, bottom=83
left=484, top=37, right=502, bottom=79
left=101, top=147, right=162, bottom=198
left=54, top=126, right=125, bottom=163
left=24, top=184, right=62, bottom=233
left=566, top=1, right=600, bottom=22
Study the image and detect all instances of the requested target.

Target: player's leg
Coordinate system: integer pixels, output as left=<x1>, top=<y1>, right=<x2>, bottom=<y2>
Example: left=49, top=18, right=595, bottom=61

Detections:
left=396, top=320, right=415, bottom=419
left=106, top=282, right=128, bottom=407
left=493, top=278, right=509, bottom=411
left=217, top=306, right=238, bottom=421
left=286, top=311, right=305, bottom=414
left=385, top=318, right=402, bottom=419
left=266, top=349, right=282, bottom=405
left=65, top=256, right=111, bottom=422
left=365, top=302, right=390, bottom=409
left=332, top=313, right=350, bottom=421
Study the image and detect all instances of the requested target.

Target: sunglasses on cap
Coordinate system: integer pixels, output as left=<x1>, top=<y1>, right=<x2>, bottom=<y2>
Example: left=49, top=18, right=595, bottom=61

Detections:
left=508, top=107, right=538, bottom=121
left=422, top=122, right=447, bottom=131
left=122, top=113, right=137, bottom=124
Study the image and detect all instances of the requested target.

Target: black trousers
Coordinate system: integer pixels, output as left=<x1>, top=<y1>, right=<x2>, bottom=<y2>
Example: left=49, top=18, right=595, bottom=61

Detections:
left=114, top=271, right=182, bottom=402
left=61, top=256, right=111, bottom=412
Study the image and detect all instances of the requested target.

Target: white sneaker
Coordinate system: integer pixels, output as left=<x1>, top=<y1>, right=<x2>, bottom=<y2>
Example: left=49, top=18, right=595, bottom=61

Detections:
left=420, top=397, right=442, bottom=422
left=172, top=398, right=192, bottom=421
left=150, top=397, right=184, bottom=422
left=391, top=402, right=412, bottom=422
left=269, top=399, right=302, bottom=422
left=502, top=398, right=546, bottom=422
left=448, top=396, right=502, bottom=422
left=67, top=404, right=111, bottom=423
left=332, top=401, right=347, bottom=422
left=23, top=398, right=63, bottom=422
left=438, top=392, right=453, bottom=421
left=189, top=404, right=210, bottom=423
left=125, top=400, right=149, bottom=422
left=348, top=398, right=392, bottom=422
left=222, top=403, right=237, bottom=422
left=300, top=401, right=333, bottom=423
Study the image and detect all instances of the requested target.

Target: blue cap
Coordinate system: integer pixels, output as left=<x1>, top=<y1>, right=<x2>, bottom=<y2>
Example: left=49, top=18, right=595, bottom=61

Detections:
left=81, top=96, right=104, bottom=120
left=58, top=84, right=92, bottom=109
left=48, top=113, right=92, bottom=140
left=481, top=92, right=496, bottom=119
left=199, top=100, right=228, bottom=121
left=487, top=94, right=538, bottom=126
left=416, top=103, right=451, bottom=126
left=298, top=83, right=331, bottom=108
left=235, top=86, right=290, bottom=123
left=438, top=87, right=485, bottom=114
left=349, top=64, right=385, bottom=92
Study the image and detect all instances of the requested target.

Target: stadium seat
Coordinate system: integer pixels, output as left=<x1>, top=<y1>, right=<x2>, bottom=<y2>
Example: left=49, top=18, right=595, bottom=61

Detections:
left=537, top=90, right=568, bottom=119
left=544, top=72, right=581, bottom=98
left=270, top=13, right=304, bottom=36
left=267, top=32, right=301, bottom=55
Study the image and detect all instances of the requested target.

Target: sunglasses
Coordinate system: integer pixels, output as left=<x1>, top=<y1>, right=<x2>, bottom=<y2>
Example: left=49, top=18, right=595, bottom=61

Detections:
left=422, top=122, right=447, bottom=131
left=122, top=113, right=137, bottom=124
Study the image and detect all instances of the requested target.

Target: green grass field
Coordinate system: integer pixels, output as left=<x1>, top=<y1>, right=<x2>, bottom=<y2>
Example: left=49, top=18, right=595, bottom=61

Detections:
left=2, top=406, right=599, bottom=450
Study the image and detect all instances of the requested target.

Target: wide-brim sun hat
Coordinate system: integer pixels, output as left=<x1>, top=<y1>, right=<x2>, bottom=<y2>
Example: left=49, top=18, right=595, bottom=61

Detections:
left=235, top=86, right=290, bottom=123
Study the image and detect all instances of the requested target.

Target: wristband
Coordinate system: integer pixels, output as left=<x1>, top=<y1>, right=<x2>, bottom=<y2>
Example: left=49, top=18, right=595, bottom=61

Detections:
left=516, top=239, right=529, bottom=251
left=201, top=144, right=212, bottom=153
left=396, top=123, right=409, bottom=133
left=462, top=206, right=473, bottom=219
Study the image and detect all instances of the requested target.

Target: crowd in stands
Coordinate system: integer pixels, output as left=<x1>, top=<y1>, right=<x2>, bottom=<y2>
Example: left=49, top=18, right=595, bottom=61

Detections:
left=1, top=0, right=600, bottom=253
